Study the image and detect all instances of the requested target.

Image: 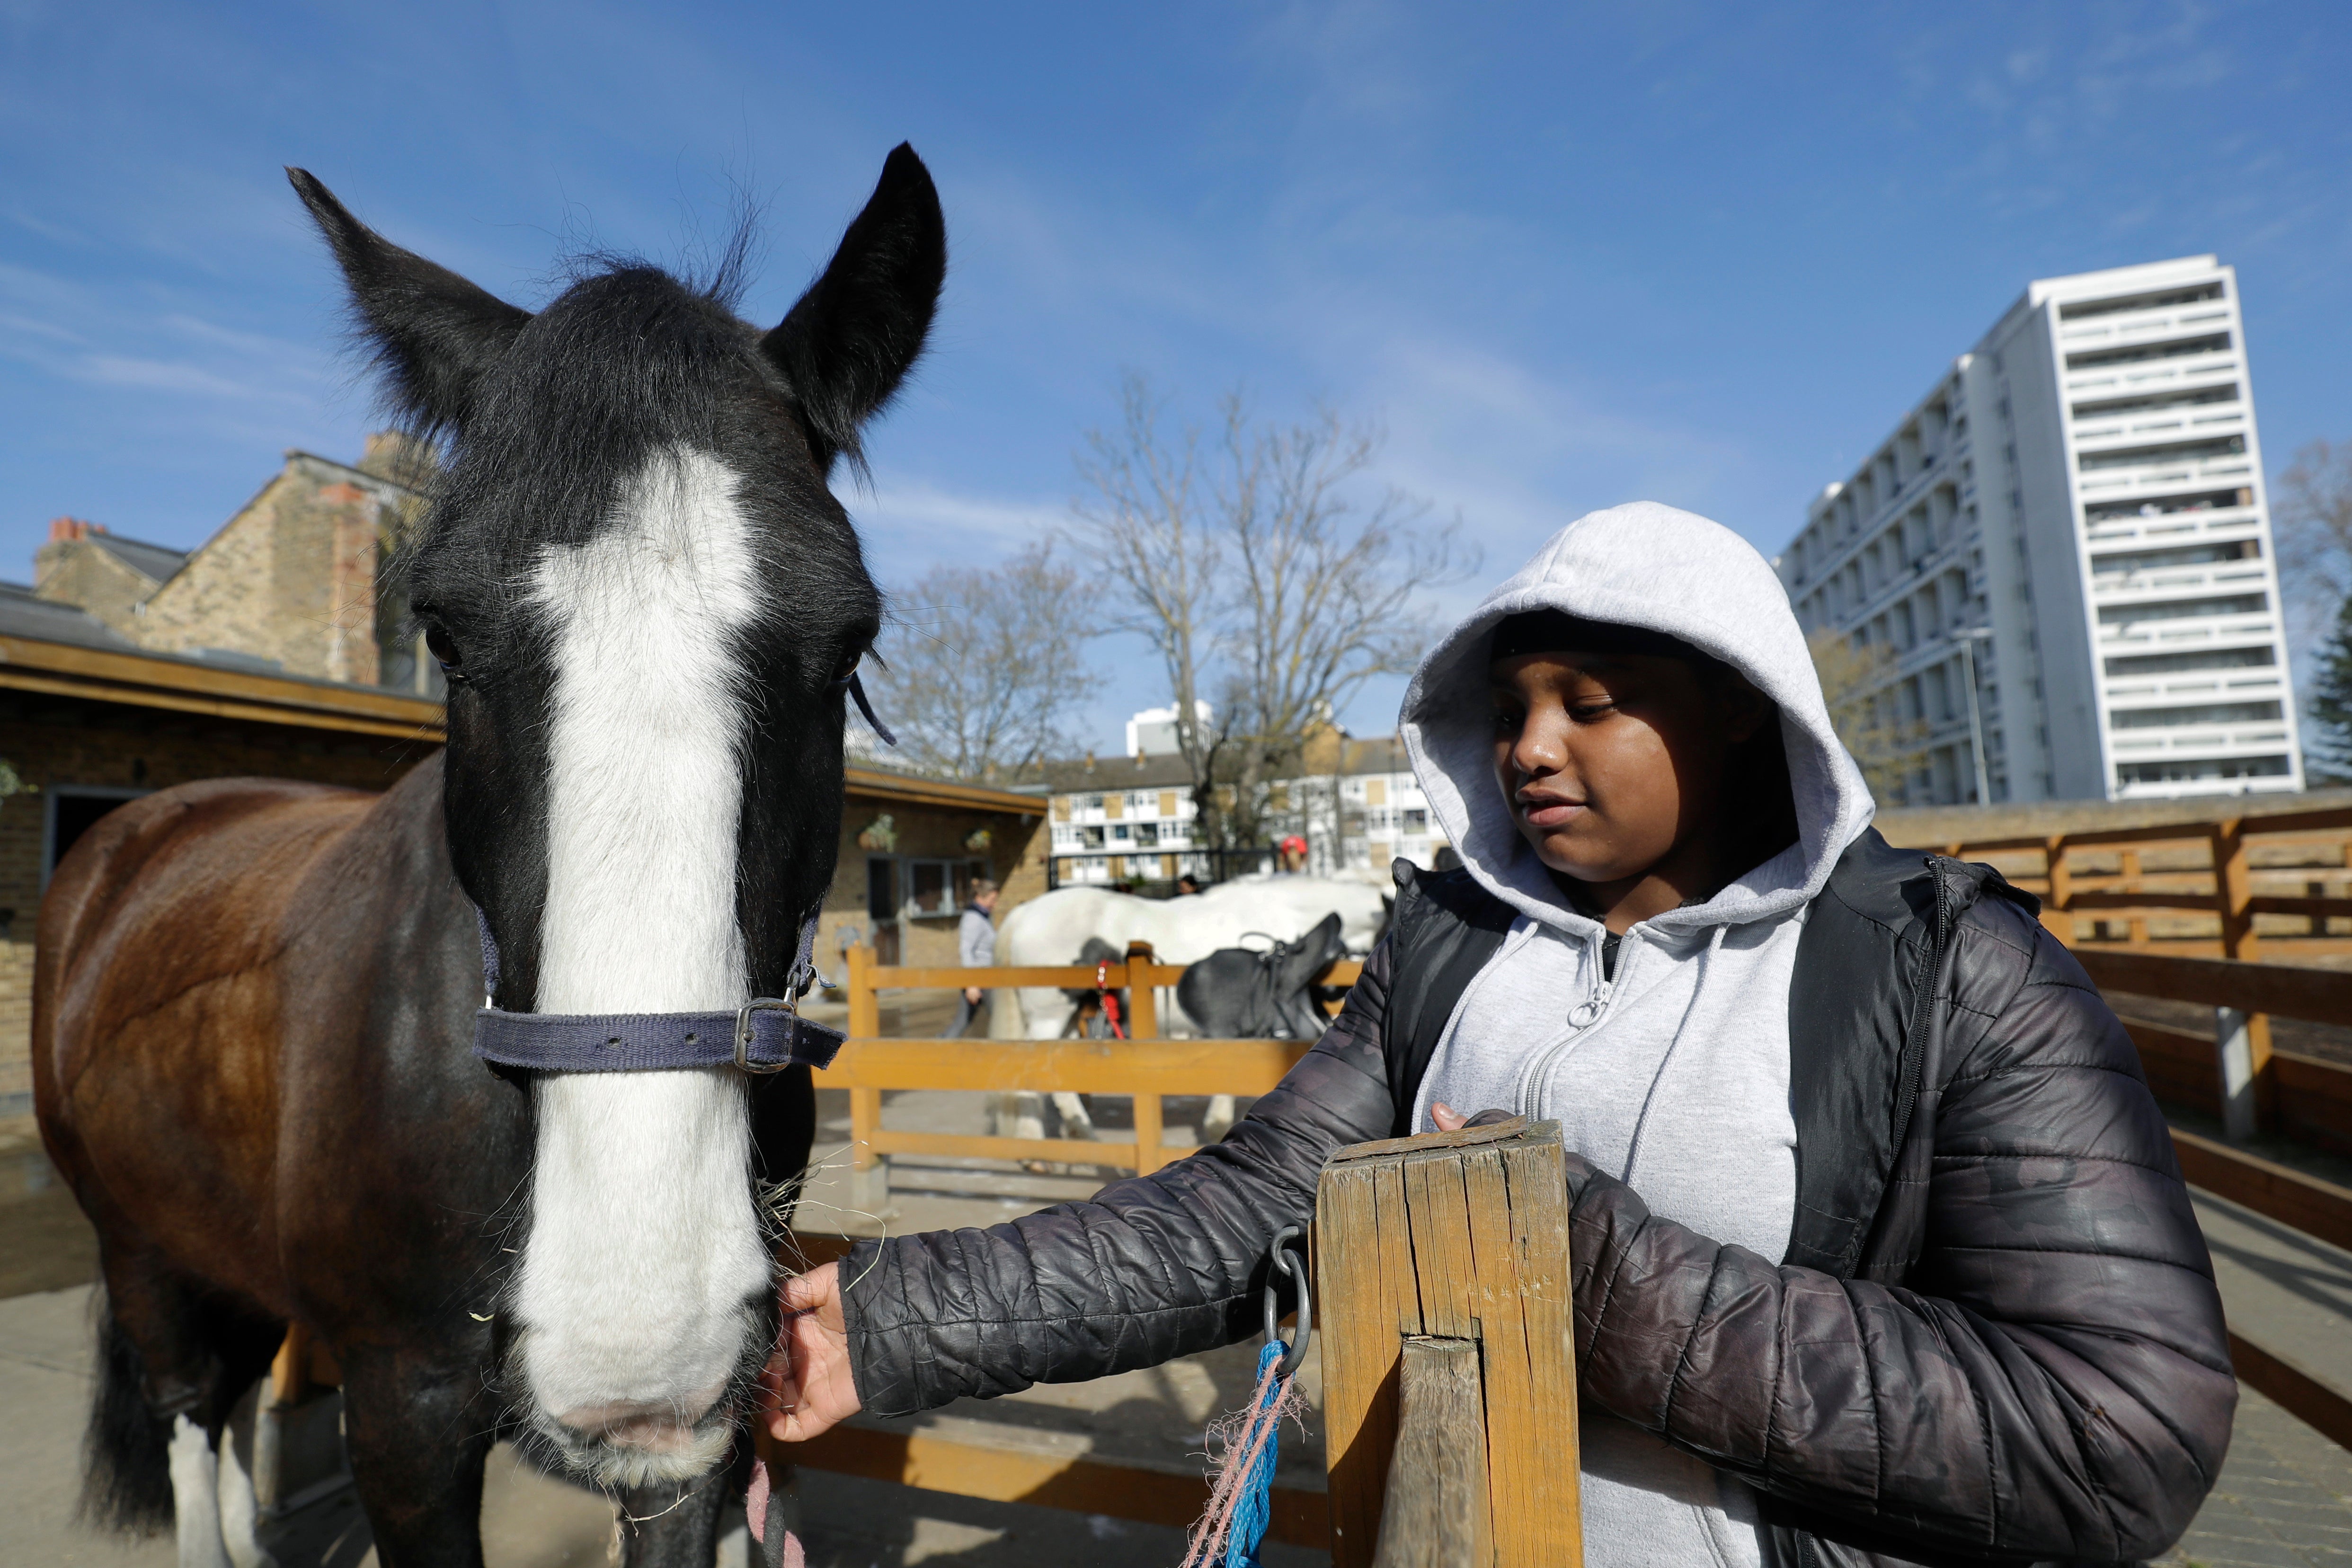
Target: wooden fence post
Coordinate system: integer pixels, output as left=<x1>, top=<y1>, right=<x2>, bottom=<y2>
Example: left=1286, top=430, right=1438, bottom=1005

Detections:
left=1124, top=940, right=1159, bottom=1039
left=1317, top=1117, right=1580, bottom=1568
left=1370, top=1338, right=1491, bottom=1568
left=2042, top=835, right=2075, bottom=946
left=2213, top=820, right=2276, bottom=1133
left=2121, top=848, right=2148, bottom=948
left=844, top=944, right=886, bottom=1209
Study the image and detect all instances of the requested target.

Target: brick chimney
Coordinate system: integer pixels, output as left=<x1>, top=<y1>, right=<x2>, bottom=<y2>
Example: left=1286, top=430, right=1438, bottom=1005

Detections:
left=47, top=517, right=106, bottom=542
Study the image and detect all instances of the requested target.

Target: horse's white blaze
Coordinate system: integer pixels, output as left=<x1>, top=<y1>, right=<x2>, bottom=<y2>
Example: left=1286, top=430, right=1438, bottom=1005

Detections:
left=516, top=446, right=771, bottom=1477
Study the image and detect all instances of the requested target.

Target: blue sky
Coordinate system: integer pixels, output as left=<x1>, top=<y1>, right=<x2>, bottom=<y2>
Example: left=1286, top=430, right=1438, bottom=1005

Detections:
left=5, top=1, right=2348, bottom=746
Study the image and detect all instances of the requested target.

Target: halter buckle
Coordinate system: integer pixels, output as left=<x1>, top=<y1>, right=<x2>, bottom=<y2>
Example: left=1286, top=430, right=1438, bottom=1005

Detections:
left=734, top=996, right=799, bottom=1074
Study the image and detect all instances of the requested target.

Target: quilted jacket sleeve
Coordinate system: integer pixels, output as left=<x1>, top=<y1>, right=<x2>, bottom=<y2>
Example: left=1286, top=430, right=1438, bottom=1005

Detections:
left=1566, top=896, right=2234, bottom=1564
left=838, top=934, right=1401, bottom=1417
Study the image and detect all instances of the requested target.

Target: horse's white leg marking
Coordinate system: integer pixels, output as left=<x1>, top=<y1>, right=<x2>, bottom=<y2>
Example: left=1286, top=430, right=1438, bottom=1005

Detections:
left=168, top=1414, right=231, bottom=1568
left=216, top=1388, right=275, bottom=1568
left=517, top=447, right=771, bottom=1482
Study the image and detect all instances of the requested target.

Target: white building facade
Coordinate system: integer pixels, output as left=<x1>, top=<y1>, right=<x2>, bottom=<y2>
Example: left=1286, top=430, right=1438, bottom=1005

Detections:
left=1781, top=255, right=2300, bottom=804
left=1037, top=733, right=1448, bottom=887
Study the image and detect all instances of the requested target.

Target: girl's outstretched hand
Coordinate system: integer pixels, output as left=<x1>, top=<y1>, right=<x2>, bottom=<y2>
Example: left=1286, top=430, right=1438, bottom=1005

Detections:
left=761, top=1262, right=861, bottom=1443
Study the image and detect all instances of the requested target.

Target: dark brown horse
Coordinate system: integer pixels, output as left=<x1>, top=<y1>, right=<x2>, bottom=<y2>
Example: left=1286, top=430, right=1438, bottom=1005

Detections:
left=35, top=146, right=943, bottom=1567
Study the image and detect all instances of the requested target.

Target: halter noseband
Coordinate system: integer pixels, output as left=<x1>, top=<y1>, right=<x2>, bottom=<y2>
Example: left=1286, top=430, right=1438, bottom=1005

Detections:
left=470, top=905, right=844, bottom=1076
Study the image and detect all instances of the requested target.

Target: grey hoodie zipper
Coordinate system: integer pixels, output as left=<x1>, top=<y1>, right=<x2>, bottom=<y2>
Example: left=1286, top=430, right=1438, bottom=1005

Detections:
left=1514, top=926, right=1633, bottom=1117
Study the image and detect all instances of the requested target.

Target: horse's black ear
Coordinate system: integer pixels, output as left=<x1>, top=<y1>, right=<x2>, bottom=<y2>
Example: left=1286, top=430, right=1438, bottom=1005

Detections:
left=287, top=168, right=531, bottom=435
left=762, top=143, right=946, bottom=476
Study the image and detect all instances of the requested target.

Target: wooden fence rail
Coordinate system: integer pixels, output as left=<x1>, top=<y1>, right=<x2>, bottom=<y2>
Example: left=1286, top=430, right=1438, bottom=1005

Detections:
left=824, top=942, right=1359, bottom=1196
left=1940, top=805, right=2352, bottom=958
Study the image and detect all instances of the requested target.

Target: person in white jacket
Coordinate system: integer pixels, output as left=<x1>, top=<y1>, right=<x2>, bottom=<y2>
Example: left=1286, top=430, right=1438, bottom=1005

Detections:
left=941, top=878, right=998, bottom=1038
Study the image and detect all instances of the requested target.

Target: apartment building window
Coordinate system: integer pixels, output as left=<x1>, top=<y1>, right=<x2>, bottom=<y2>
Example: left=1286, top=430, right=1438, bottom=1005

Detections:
left=2095, top=593, right=2267, bottom=627
left=2064, top=332, right=2230, bottom=371
left=2116, top=755, right=2289, bottom=787
left=2072, top=383, right=2238, bottom=420
left=2090, top=540, right=2258, bottom=576
left=2109, top=700, right=2282, bottom=730
left=2077, top=434, right=2245, bottom=472
left=2103, top=646, right=2276, bottom=677
left=2085, top=487, right=2250, bottom=523
left=2058, top=282, right=2223, bottom=320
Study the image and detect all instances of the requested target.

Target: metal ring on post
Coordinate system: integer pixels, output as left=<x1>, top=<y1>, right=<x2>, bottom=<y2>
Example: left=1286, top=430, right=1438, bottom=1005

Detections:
left=1263, top=1224, right=1313, bottom=1379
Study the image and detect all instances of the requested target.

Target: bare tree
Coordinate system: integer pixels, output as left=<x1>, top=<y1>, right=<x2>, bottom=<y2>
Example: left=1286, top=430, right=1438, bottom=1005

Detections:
left=1808, top=628, right=1929, bottom=806
left=868, top=542, right=1101, bottom=782
left=1072, top=377, right=1233, bottom=843
left=1072, top=376, right=1469, bottom=852
left=2276, top=438, right=2352, bottom=645
left=1217, top=395, right=1464, bottom=844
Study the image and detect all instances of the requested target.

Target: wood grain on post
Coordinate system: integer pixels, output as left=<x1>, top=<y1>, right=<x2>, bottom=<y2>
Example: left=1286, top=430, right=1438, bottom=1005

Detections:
left=2042, top=835, right=2075, bottom=946
left=2214, top=820, right=2277, bottom=1126
left=1370, top=1338, right=1490, bottom=1568
left=1317, top=1117, right=1581, bottom=1568
left=1124, top=940, right=1159, bottom=1038
left=2120, top=847, right=2148, bottom=947
left=847, top=943, right=880, bottom=1038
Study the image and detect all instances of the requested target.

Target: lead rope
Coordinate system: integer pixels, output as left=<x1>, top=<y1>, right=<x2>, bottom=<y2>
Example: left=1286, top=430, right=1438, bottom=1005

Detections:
left=1180, top=1229, right=1312, bottom=1568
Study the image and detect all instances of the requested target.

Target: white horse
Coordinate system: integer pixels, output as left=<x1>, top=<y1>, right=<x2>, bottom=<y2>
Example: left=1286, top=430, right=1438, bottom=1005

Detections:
left=985, top=875, right=1388, bottom=1145
left=987, top=875, right=1389, bottom=1039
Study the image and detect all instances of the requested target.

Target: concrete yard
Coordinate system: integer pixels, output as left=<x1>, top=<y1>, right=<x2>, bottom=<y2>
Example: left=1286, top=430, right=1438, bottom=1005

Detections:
left=12, top=1058, right=2352, bottom=1566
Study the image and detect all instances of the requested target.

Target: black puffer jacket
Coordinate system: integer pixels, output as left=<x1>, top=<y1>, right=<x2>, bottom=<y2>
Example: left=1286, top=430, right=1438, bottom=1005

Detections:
left=839, top=833, right=2234, bottom=1565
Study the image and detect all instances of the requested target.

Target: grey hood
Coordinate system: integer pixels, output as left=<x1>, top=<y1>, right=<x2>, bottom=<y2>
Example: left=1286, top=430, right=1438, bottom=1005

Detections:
left=1400, top=501, right=1874, bottom=936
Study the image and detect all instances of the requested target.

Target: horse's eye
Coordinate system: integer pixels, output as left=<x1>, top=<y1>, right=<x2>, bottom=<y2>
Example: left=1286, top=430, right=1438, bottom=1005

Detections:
left=426, top=625, right=465, bottom=679
left=831, top=651, right=861, bottom=687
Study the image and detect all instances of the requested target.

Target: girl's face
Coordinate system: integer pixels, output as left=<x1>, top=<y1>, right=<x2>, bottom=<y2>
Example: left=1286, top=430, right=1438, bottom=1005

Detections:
left=1489, top=651, right=1767, bottom=886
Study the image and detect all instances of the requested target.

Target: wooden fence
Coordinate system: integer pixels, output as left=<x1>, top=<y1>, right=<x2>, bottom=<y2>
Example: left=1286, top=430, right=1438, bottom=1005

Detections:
left=823, top=941, right=1360, bottom=1196
left=1939, top=804, right=2352, bottom=958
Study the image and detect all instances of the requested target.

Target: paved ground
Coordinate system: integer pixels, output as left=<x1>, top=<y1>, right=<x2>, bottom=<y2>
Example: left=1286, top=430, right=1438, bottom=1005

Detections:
left=14, top=1037, right=2352, bottom=1566
left=2158, top=1389, right=2352, bottom=1567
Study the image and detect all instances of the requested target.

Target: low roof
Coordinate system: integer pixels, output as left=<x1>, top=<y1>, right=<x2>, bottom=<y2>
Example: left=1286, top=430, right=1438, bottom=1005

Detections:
left=846, top=765, right=1045, bottom=817
left=0, top=580, right=141, bottom=654
left=0, top=613, right=1043, bottom=816
left=0, top=614, right=446, bottom=741
left=76, top=533, right=192, bottom=585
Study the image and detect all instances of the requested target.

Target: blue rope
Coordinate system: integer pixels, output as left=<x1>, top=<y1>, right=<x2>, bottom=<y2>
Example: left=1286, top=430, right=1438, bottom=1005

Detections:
left=1225, top=1341, right=1287, bottom=1568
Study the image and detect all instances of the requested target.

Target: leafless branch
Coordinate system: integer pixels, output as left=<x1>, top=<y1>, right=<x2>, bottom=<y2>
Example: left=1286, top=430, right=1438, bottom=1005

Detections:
left=868, top=542, right=1102, bottom=782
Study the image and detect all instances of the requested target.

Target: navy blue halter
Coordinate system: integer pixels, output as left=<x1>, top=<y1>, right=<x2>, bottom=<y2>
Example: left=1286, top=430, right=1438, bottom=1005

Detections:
left=471, top=906, right=843, bottom=1076
left=466, top=670, right=892, bottom=1078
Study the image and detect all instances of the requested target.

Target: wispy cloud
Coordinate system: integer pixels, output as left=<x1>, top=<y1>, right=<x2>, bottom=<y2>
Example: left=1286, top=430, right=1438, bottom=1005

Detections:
left=854, top=482, right=1065, bottom=563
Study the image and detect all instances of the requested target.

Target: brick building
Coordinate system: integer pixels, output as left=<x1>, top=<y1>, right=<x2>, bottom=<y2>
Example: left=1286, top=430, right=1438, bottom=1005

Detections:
left=34, top=432, right=438, bottom=693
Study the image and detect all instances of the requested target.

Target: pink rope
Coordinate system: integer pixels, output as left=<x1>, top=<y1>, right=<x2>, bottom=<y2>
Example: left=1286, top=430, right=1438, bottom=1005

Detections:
left=1180, top=1352, right=1304, bottom=1568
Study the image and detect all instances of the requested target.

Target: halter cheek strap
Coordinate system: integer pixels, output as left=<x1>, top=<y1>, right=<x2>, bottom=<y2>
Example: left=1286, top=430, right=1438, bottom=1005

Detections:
left=470, top=906, right=844, bottom=1075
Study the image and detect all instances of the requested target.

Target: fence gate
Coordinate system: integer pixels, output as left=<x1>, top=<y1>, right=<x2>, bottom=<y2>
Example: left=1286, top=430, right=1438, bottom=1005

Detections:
left=1315, top=1116, right=1582, bottom=1567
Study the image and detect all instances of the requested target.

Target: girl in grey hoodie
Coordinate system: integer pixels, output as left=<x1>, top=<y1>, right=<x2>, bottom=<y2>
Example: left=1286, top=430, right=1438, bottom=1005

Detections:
left=770, top=504, right=2231, bottom=1567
